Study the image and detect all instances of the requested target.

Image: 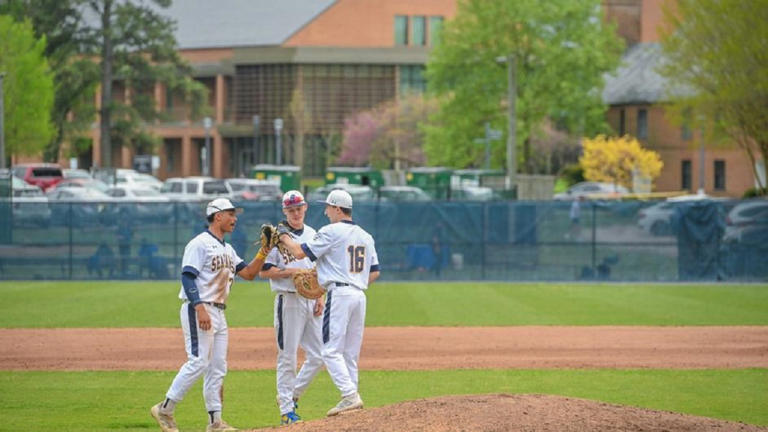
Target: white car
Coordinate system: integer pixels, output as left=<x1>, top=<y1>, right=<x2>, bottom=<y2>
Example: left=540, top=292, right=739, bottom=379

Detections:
left=637, top=201, right=675, bottom=236
left=307, top=183, right=376, bottom=202
left=378, top=186, right=432, bottom=201
left=723, top=200, right=768, bottom=243
left=104, top=185, right=173, bottom=222
left=226, top=178, right=282, bottom=201
left=8, top=176, right=51, bottom=226
left=94, top=168, right=163, bottom=191
left=161, top=177, right=233, bottom=200
left=553, top=182, right=629, bottom=200
left=62, top=168, right=92, bottom=179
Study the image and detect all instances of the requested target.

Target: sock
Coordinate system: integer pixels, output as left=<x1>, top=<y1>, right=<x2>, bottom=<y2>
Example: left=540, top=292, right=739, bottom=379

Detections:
left=160, top=397, right=176, bottom=413
left=208, top=410, right=222, bottom=424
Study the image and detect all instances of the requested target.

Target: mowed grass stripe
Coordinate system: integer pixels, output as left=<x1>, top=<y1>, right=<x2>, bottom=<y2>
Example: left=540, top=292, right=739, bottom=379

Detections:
left=0, top=281, right=767, bottom=327
left=1, top=369, right=765, bottom=431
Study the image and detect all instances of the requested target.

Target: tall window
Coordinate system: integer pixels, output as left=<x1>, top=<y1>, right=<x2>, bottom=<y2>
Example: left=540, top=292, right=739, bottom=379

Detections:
left=395, top=15, right=409, bottom=45
left=714, top=160, right=726, bottom=190
left=429, top=16, right=444, bottom=45
left=681, top=159, right=692, bottom=191
left=399, top=65, right=426, bottom=94
left=413, top=16, right=426, bottom=46
left=618, top=108, right=625, bottom=136
left=637, top=108, right=648, bottom=139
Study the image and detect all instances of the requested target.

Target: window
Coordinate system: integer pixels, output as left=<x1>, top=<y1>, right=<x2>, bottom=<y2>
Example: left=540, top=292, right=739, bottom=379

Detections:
left=681, top=124, right=692, bottom=141
left=399, top=65, right=426, bottom=94
left=429, top=16, right=444, bottom=45
left=413, top=16, right=426, bottom=46
left=395, top=15, right=409, bottom=45
left=714, top=160, right=726, bottom=190
left=618, top=109, right=625, bottom=136
left=637, top=109, right=648, bottom=139
left=681, top=160, right=692, bottom=191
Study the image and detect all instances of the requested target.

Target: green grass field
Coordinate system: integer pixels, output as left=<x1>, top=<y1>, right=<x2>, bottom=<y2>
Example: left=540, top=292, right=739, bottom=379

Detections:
left=0, top=281, right=766, bottom=431
left=0, top=281, right=766, bottom=327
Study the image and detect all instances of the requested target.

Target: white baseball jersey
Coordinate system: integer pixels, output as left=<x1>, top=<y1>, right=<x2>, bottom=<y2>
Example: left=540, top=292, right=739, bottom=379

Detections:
left=301, top=220, right=379, bottom=290
left=178, top=230, right=245, bottom=304
left=263, top=225, right=316, bottom=293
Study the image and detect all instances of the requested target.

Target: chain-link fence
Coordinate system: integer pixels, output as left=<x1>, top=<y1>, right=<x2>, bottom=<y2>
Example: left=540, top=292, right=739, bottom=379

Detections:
left=0, top=199, right=766, bottom=281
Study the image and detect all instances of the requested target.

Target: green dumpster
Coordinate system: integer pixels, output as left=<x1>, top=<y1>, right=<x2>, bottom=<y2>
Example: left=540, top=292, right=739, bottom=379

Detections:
left=325, top=167, right=384, bottom=189
left=406, top=167, right=453, bottom=199
left=251, top=164, right=301, bottom=192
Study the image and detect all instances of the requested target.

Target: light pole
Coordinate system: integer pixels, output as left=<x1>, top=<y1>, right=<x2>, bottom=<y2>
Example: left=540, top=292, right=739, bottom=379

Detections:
left=203, top=116, right=212, bottom=176
left=0, top=72, right=5, bottom=169
left=252, top=114, right=260, bottom=174
left=495, top=55, right=517, bottom=194
left=274, top=118, right=283, bottom=165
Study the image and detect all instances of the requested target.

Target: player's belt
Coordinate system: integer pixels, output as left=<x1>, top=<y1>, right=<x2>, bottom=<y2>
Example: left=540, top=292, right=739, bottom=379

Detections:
left=203, top=302, right=227, bottom=310
left=333, top=282, right=349, bottom=287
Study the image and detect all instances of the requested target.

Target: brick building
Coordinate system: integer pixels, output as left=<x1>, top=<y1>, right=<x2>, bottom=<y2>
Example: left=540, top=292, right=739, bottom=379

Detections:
left=79, top=0, right=456, bottom=179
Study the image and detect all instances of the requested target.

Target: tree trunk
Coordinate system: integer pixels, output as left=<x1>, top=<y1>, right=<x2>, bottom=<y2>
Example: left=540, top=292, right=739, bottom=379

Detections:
left=99, top=0, right=113, bottom=168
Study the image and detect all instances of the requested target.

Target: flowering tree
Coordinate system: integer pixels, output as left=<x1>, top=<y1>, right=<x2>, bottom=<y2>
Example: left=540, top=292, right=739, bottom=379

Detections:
left=579, top=135, right=663, bottom=190
left=338, top=94, right=437, bottom=169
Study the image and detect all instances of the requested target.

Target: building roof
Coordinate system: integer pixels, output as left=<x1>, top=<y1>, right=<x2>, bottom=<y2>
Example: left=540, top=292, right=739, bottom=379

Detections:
left=602, top=43, right=668, bottom=105
left=160, top=0, right=337, bottom=49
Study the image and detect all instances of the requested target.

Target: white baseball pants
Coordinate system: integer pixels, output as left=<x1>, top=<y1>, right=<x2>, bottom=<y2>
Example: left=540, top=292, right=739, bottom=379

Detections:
left=166, top=303, right=228, bottom=413
left=274, top=292, right=324, bottom=415
left=321, top=287, right=366, bottom=397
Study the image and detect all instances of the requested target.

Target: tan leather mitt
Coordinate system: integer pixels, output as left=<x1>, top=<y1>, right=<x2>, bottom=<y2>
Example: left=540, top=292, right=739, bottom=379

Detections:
left=293, top=268, right=325, bottom=299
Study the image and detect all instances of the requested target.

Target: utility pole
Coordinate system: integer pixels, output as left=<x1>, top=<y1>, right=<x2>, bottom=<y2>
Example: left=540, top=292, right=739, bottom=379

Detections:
left=252, top=115, right=260, bottom=174
left=506, top=54, right=517, bottom=194
left=274, top=118, right=283, bottom=165
left=203, top=117, right=212, bottom=176
left=0, top=73, right=5, bottom=169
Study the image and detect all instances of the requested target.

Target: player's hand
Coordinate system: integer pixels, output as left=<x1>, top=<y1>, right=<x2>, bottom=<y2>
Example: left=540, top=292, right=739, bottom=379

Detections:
left=276, top=223, right=290, bottom=238
left=313, top=296, right=325, bottom=317
left=195, top=304, right=212, bottom=331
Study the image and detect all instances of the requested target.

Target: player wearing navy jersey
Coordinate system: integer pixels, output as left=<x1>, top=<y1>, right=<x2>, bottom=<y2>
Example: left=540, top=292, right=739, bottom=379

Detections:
left=259, top=191, right=324, bottom=425
left=150, top=198, right=269, bottom=432
left=278, top=189, right=380, bottom=417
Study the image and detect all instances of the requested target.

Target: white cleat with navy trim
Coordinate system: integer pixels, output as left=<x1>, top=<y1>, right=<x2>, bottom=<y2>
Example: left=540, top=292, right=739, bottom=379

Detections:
left=326, top=392, right=363, bottom=416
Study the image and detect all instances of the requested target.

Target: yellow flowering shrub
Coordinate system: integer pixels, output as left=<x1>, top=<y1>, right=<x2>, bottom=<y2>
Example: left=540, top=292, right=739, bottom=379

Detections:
left=579, top=135, right=663, bottom=190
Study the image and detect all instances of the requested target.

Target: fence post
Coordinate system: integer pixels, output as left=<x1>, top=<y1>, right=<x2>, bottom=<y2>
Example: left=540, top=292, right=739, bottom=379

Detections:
left=68, top=202, right=73, bottom=280
left=591, top=202, right=597, bottom=274
left=173, top=202, right=178, bottom=277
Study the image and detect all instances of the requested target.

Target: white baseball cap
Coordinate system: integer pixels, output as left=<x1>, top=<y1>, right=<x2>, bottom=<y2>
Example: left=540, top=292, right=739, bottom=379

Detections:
left=206, top=198, right=242, bottom=217
left=322, top=189, right=353, bottom=209
left=282, top=190, right=306, bottom=208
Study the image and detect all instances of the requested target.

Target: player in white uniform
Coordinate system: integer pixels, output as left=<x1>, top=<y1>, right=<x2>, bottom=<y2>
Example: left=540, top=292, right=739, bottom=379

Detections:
left=150, top=198, right=269, bottom=432
left=278, top=189, right=380, bottom=417
left=259, top=191, right=325, bottom=425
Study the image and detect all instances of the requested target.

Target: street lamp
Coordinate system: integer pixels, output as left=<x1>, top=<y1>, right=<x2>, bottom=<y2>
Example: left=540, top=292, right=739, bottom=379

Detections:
left=252, top=115, right=260, bottom=174
left=274, top=118, right=283, bottom=165
left=495, top=55, right=517, bottom=194
left=203, top=116, right=212, bottom=176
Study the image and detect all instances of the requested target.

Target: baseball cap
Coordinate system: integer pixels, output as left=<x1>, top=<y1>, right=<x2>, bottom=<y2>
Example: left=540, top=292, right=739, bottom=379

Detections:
left=282, top=190, right=306, bottom=208
left=206, top=198, right=242, bottom=217
left=321, top=189, right=353, bottom=209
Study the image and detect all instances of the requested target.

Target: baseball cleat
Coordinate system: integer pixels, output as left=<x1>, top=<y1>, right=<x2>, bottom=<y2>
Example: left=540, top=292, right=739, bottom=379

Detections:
left=150, top=403, right=179, bottom=432
left=326, top=392, right=363, bottom=416
left=206, top=419, right=238, bottom=432
left=280, top=410, right=302, bottom=425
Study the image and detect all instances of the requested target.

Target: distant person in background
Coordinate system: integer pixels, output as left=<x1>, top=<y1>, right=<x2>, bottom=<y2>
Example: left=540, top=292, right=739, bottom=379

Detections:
left=117, top=219, right=133, bottom=276
left=88, top=242, right=115, bottom=279
left=431, top=223, right=447, bottom=277
left=566, top=196, right=584, bottom=240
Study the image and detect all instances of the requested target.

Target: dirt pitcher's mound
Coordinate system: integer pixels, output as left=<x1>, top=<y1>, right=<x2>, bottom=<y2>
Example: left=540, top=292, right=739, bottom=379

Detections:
left=247, top=394, right=766, bottom=432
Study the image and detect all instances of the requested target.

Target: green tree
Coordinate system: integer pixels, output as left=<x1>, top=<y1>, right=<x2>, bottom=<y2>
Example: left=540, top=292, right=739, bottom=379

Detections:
left=0, top=15, right=55, bottom=159
left=659, top=0, right=768, bottom=192
left=425, top=0, right=623, bottom=172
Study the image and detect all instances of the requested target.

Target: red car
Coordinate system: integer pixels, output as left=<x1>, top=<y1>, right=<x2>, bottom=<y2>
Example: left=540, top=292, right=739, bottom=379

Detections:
left=12, top=163, right=64, bottom=192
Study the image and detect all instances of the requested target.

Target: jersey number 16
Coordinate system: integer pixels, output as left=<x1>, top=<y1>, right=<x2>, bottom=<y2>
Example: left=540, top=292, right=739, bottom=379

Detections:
left=347, top=245, right=365, bottom=273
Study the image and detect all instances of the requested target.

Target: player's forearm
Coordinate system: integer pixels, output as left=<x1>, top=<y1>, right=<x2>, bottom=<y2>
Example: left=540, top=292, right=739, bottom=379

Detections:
left=368, top=271, right=380, bottom=285
left=260, top=267, right=292, bottom=279
left=279, top=235, right=307, bottom=259
left=238, top=255, right=265, bottom=280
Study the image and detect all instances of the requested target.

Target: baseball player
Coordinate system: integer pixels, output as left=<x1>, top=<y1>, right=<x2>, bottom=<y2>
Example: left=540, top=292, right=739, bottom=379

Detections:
left=259, top=190, right=325, bottom=425
left=150, top=198, right=270, bottom=432
left=278, top=189, right=380, bottom=417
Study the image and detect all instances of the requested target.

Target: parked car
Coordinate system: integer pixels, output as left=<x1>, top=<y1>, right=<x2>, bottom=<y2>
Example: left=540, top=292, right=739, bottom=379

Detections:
left=94, top=168, right=163, bottom=191
left=637, top=201, right=675, bottom=236
left=51, top=178, right=110, bottom=194
left=8, top=176, right=51, bottom=226
left=723, top=199, right=768, bottom=243
left=226, top=178, right=282, bottom=201
left=553, top=182, right=629, bottom=200
left=11, top=163, right=64, bottom=191
left=62, top=168, right=92, bottom=179
left=103, top=185, right=173, bottom=222
left=451, top=185, right=496, bottom=201
left=378, top=186, right=432, bottom=201
left=46, top=186, right=113, bottom=226
left=160, top=177, right=233, bottom=201
left=307, top=183, right=377, bottom=203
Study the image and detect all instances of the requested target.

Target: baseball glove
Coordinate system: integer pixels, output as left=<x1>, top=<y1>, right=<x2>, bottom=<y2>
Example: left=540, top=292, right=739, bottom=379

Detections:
left=293, top=268, right=325, bottom=299
left=257, top=224, right=280, bottom=252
